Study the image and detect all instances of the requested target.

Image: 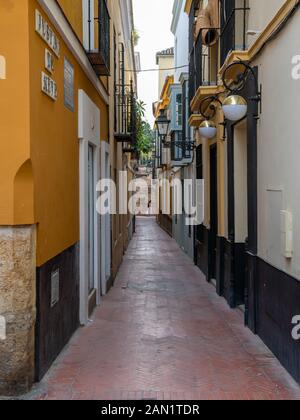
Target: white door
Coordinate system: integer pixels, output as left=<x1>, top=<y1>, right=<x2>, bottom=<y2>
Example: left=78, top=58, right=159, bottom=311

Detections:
left=88, top=144, right=95, bottom=294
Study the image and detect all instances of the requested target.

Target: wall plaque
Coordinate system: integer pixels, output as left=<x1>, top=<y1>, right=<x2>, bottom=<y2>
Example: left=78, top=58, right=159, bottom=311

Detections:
left=42, top=71, right=57, bottom=101
left=35, top=9, right=60, bottom=57
left=45, top=49, right=54, bottom=74
left=64, top=57, right=74, bottom=112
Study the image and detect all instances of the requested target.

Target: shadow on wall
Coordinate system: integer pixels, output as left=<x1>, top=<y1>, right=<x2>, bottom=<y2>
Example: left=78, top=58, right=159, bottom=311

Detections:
left=14, top=159, right=34, bottom=225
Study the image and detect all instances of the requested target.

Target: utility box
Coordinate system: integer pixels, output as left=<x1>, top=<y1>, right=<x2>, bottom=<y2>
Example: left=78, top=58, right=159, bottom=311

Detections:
left=281, top=210, right=293, bottom=259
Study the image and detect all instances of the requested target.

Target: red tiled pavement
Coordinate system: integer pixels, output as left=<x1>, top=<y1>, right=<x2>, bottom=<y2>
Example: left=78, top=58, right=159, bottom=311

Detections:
left=30, top=218, right=300, bottom=400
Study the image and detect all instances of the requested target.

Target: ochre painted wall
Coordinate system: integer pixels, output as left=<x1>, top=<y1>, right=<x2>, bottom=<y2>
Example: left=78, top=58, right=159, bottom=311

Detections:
left=0, top=0, right=32, bottom=225
left=29, top=1, right=108, bottom=266
left=57, top=0, right=83, bottom=42
left=0, top=0, right=122, bottom=268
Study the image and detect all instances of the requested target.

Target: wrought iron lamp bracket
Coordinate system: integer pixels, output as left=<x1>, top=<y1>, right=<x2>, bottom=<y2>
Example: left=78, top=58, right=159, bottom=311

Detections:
left=222, top=60, right=262, bottom=114
left=199, top=95, right=223, bottom=120
left=173, top=140, right=196, bottom=151
left=161, top=135, right=171, bottom=149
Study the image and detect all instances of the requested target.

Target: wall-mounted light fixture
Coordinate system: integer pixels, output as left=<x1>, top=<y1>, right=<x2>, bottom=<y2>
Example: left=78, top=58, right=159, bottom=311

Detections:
left=222, top=60, right=262, bottom=122
left=222, top=95, right=248, bottom=122
left=198, top=94, right=223, bottom=140
left=199, top=120, right=217, bottom=139
left=198, top=61, right=262, bottom=139
left=155, top=109, right=171, bottom=147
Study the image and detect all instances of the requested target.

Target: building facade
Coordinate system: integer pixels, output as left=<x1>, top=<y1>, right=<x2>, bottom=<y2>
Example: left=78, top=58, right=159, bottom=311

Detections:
left=170, top=0, right=194, bottom=259
left=0, top=0, right=137, bottom=395
left=154, top=48, right=174, bottom=236
left=185, top=0, right=300, bottom=383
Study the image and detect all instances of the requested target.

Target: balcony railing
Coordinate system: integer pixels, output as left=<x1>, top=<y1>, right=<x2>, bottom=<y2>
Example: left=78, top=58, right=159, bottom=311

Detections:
left=220, top=0, right=250, bottom=66
left=189, top=2, right=219, bottom=108
left=86, top=0, right=110, bottom=76
left=191, top=30, right=219, bottom=92
left=115, top=82, right=137, bottom=145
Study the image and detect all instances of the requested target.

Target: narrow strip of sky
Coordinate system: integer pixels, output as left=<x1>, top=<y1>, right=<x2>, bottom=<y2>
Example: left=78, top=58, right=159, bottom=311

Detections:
left=133, top=0, right=174, bottom=126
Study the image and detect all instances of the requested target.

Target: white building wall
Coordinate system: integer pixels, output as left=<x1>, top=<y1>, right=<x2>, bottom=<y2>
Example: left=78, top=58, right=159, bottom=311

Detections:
left=252, top=8, right=300, bottom=280
left=247, top=0, right=286, bottom=48
left=171, top=0, right=189, bottom=83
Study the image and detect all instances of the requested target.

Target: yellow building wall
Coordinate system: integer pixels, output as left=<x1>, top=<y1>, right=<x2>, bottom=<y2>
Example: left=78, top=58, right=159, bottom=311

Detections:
left=0, top=0, right=31, bottom=225
left=29, top=1, right=108, bottom=266
left=57, top=0, right=83, bottom=42
left=0, top=0, right=109, bottom=267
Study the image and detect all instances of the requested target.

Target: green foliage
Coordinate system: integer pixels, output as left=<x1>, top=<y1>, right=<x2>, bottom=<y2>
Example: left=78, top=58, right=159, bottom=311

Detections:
left=132, top=29, right=140, bottom=47
left=135, top=100, right=155, bottom=155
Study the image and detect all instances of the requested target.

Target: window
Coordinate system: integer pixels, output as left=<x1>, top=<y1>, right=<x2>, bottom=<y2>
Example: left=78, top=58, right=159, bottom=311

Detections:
left=83, top=0, right=111, bottom=76
left=220, top=0, right=249, bottom=66
left=171, top=131, right=183, bottom=162
left=176, top=94, right=183, bottom=127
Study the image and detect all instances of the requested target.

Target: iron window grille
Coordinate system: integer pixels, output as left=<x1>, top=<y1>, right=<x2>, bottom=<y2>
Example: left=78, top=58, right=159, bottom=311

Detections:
left=115, top=81, right=137, bottom=144
left=197, top=30, right=219, bottom=87
left=220, top=0, right=250, bottom=66
left=171, top=131, right=184, bottom=162
left=86, top=0, right=111, bottom=76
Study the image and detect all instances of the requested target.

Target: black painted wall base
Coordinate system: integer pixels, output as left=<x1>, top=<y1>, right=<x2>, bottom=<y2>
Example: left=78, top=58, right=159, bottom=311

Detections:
left=35, top=244, right=80, bottom=381
left=223, top=240, right=246, bottom=308
left=158, top=213, right=172, bottom=237
left=216, top=236, right=225, bottom=296
left=195, top=225, right=209, bottom=278
left=256, top=258, right=300, bottom=384
left=188, top=226, right=300, bottom=384
left=245, top=252, right=258, bottom=333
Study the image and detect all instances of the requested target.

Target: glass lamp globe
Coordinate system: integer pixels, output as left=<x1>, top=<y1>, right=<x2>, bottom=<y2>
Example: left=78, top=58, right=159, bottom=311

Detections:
left=155, top=109, right=170, bottom=137
left=222, top=95, right=248, bottom=122
left=199, top=120, right=217, bottom=139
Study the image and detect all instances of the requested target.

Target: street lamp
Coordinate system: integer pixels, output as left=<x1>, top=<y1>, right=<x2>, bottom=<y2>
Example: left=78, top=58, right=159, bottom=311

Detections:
left=197, top=61, right=262, bottom=139
left=199, top=120, right=217, bottom=139
left=222, top=95, right=248, bottom=122
left=221, top=61, right=261, bottom=122
left=198, top=95, right=223, bottom=140
left=155, top=109, right=170, bottom=144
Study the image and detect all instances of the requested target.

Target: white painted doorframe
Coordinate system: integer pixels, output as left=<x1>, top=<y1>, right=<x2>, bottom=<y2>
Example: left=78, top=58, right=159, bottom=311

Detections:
left=100, top=141, right=111, bottom=295
left=78, top=89, right=101, bottom=325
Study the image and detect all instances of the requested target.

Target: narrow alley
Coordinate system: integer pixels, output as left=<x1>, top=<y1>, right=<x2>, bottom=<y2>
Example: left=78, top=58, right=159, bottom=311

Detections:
left=31, top=218, right=300, bottom=401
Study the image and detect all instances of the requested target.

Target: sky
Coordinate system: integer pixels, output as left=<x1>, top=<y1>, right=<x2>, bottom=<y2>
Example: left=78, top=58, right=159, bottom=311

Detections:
left=133, top=0, right=175, bottom=126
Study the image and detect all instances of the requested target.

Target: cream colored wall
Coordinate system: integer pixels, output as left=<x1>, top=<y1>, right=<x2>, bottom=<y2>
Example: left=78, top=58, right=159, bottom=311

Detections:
left=234, top=120, right=248, bottom=244
left=247, top=0, right=286, bottom=48
left=158, top=56, right=174, bottom=97
left=253, top=7, right=300, bottom=280
left=106, top=0, right=136, bottom=277
left=196, top=108, right=226, bottom=237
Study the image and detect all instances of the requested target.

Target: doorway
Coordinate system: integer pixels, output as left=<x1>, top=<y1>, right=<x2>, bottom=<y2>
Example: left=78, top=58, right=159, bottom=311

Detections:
left=78, top=90, right=101, bottom=325
left=209, top=144, right=218, bottom=281
left=101, top=141, right=111, bottom=295
left=233, top=120, right=248, bottom=306
left=88, top=145, right=96, bottom=295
